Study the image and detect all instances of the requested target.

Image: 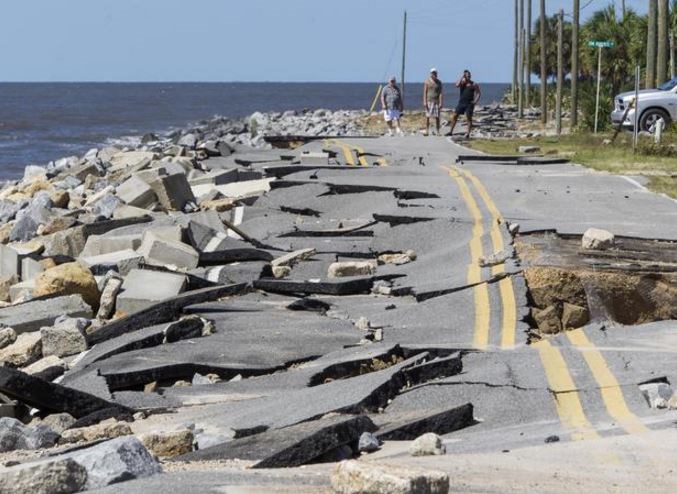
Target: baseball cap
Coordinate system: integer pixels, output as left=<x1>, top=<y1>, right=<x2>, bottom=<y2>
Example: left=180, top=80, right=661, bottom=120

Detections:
left=430, top=67, right=438, bottom=73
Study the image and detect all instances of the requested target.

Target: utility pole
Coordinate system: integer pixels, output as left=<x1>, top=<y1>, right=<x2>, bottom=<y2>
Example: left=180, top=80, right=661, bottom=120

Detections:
left=621, top=0, right=626, bottom=17
left=401, top=11, right=407, bottom=101
left=526, top=0, right=532, bottom=106
left=513, top=0, right=519, bottom=102
left=671, top=32, right=675, bottom=79
left=647, top=0, right=657, bottom=88
left=540, top=0, right=547, bottom=124
left=518, top=0, right=525, bottom=117
left=571, top=0, right=580, bottom=127
left=556, top=9, right=564, bottom=135
left=657, top=0, right=669, bottom=85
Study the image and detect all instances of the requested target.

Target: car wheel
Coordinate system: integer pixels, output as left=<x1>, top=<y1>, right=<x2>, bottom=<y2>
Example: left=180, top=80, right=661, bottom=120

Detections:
left=639, top=108, right=672, bottom=132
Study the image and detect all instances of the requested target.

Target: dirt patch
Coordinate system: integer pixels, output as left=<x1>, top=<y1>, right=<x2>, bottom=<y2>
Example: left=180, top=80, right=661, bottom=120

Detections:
left=519, top=233, right=677, bottom=337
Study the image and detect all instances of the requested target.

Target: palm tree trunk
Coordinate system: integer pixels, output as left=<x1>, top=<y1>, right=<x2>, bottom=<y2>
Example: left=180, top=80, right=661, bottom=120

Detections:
left=526, top=0, right=532, bottom=105
left=540, top=0, right=547, bottom=123
left=647, top=0, right=658, bottom=88
left=657, top=0, right=670, bottom=85
left=571, top=0, right=580, bottom=127
left=513, top=0, right=519, bottom=102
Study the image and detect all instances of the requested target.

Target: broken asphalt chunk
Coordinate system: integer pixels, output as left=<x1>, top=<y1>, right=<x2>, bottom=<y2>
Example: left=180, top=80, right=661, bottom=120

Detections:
left=0, top=367, right=132, bottom=419
left=175, top=414, right=377, bottom=468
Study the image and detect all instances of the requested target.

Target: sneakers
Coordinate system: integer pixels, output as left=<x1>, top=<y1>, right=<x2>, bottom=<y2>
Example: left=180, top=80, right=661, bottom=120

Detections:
left=387, top=129, right=394, bottom=136
left=396, top=128, right=403, bottom=136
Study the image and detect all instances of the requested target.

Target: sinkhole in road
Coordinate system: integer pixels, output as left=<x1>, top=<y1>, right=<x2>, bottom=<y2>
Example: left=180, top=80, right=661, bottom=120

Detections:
left=516, top=232, right=677, bottom=337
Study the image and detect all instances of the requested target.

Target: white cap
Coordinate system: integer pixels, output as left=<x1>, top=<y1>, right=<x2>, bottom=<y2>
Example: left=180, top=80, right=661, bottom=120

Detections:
left=430, top=67, right=438, bottom=73
left=389, top=75, right=396, bottom=81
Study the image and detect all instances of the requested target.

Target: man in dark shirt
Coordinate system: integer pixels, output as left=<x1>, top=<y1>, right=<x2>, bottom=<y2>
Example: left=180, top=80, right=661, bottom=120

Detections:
left=448, top=70, right=481, bottom=138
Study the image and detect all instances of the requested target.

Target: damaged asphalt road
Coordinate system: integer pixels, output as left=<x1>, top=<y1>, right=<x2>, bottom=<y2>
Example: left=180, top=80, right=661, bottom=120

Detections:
left=2, top=134, right=677, bottom=491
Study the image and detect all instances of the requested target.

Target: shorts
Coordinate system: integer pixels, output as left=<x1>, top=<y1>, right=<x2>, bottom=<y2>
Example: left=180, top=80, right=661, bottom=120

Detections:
left=426, top=102, right=440, bottom=118
left=455, top=102, right=475, bottom=118
left=383, top=109, right=401, bottom=122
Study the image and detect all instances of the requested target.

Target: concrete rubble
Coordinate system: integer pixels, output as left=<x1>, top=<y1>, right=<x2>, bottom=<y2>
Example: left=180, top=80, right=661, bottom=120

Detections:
left=0, top=108, right=674, bottom=493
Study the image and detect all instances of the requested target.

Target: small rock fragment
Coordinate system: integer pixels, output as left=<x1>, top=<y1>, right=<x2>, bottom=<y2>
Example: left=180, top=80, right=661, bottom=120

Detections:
left=328, top=261, right=377, bottom=278
left=409, top=432, right=446, bottom=457
left=355, top=317, right=371, bottom=331
left=139, top=429, right=194, bottom=458
left=41, top=413, right=77, bottom=434
left=639, top=382, right=673, bottom=409
left=378, top=250, right=417, bottom=266
left=272, top=265, right=291, bottom=278
left=40, top=318, right=89, bottom=357
left=533, top=305, right=561, bottom=334
left=561, top=302, right=589, bottom=329
left=582, top=228, right=614, bottom=250
left=358, top=432, right=381, bottom=453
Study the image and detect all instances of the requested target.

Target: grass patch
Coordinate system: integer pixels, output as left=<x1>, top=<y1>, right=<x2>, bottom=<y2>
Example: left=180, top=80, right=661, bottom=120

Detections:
left=466, top=133, right=677, bottom=198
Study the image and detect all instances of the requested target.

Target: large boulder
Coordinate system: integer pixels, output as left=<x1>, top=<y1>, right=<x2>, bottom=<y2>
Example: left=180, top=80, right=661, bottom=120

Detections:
left=582, top=228, right=615, bottom=250
left=33, top=262, right=100, bottom=309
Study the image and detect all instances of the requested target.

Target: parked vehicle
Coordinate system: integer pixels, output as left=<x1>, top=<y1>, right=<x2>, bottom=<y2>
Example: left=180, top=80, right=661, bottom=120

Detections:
left=611, top=77, right=677, bottom=131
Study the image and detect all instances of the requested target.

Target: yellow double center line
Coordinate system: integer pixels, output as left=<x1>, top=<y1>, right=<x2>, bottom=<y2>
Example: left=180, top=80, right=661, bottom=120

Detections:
left=324, top=139, right=388, bottom=167
left=447, top=164, right=646, bottom=441
left=447, top=166, right=516, bottom=349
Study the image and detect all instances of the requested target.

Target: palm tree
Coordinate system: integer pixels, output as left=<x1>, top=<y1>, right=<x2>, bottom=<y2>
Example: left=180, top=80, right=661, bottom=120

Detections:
left=530, top=14, right=573, bottom=81
left=580, top=5, right=646, bottom=94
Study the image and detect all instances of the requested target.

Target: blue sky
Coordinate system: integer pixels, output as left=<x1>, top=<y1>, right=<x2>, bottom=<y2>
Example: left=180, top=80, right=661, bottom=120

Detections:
left=1, top=0, right=647, bottom=83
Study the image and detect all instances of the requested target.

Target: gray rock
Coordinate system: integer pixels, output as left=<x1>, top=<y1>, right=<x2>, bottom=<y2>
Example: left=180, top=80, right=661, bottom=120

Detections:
left=137, top=230, right=199, bottom=269
left=0, top=199, right=25, bottom=223
left=0, top=294, right=93, bottom=334
left=640, top=382, right=673, bottom=409
left=0, top=331, right=42, bottom=367
left=150, top=173, right=196, bottom=211
left=116, top=176, right=157, bottom=209
left=358, top=431, right=381, bottom=453
left=69, top=436, right=161, bottom=489
left=0, top=417, right=59, bottom=452
left=116, top=269, right=187, bottom=314
left=91, top=194, right=122, bottom=219
left=409, top=432, right=446, bottom=456
left=518, top=145, right=541, bottom=153
left=0, top=326, right=17, bottom=350
left=328, top=261, right=377, bottom=278
left=582, top=228, right=615, bottom=250
left=177, top=133, right=198, bottom=149
left=41, top=413, right=77, bottom=434
left=40, top=318, right=89, bottom=358
left=0, top=457, right=87, bottom=494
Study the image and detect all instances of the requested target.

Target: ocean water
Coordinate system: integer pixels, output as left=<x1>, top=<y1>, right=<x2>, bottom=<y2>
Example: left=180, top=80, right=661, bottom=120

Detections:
left=0, top=82, right=509, bottom=180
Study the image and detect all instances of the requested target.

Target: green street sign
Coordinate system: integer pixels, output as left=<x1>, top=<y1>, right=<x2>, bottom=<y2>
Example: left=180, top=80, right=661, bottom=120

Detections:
left=588, top=40, right=614, bottom=48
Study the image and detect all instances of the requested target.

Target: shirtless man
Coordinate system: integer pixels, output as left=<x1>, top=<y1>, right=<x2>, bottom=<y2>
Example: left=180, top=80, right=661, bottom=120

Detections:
left=423, top=68, right=443, bottom=136
left=448, top=70, right=482, bottom=138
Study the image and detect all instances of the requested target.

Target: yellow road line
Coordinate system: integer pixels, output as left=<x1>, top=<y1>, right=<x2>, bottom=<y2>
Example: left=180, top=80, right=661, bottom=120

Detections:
left=460, top=169, right=517, bottom=349
left=325, top=139, right=356, bottom=166
left=566, top=329, right=649, bottom=435
left=534, top=340, right=601, bottom=441
left=448, top=168, right=490, bottom=349
left=352, top=143, right=370, bottom=167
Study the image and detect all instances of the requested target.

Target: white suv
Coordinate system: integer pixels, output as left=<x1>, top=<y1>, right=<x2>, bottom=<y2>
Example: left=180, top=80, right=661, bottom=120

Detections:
left=611, top=77, right=677, bottom=131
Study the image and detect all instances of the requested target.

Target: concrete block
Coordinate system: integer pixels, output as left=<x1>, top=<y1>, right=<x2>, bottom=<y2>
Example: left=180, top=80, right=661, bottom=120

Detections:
left=80, top=249, right=144, bottom=276
left=150, top=173, right=196, bottom=211
left=186, top=210, right=227, bottom=234
left=137, top=230, right=199, bottom=269
left=0, top=294, right=92, bottom=334
left=20, top=258, right=44, bottom=282
left=113, top=204, right=158, bottom=220
left=188, top=168, right=239, bottom=186
left=300, top=152, right=330, bottom=166
left=108, top=151, right=156, bottom=173
left=0, top=244, right=20, bottom=278
left=116, top=269, right=187, bottom=314
left=115, top=176, right=157, bottom=208
left=10, top=279, right=35, bottom=303
left=81, top=234, right=142, bottom=257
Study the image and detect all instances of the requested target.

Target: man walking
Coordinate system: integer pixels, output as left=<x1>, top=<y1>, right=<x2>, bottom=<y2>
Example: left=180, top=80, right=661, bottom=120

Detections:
left=423, top=68, right=443, bottom=136
left=381, top=76, right=404, bottom=136
left=448, top=70, right=481, bottom=138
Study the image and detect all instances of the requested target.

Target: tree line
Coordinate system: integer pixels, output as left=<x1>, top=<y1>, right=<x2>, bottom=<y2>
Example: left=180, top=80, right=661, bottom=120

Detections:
left=512, top=0, right=676, bottom=128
